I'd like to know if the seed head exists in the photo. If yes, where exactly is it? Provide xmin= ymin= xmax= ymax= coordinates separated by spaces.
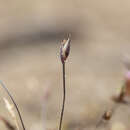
xmin=102 ymin=110 xmax=112 ymax=121
xmin=60 ymin=36 xmax=70 ymax=64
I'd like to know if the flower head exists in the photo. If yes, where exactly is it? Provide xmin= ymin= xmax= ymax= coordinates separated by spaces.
xmin=60 ymin=37 xmax=70 ymax=64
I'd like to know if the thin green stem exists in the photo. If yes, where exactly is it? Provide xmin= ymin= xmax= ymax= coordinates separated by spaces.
xmin=59 ymin=63 xmax=66 ymax=130
xmin=0 ymin=81 xmax=26 ymax=130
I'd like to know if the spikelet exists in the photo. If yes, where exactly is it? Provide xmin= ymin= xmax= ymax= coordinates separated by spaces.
xmin=3 ymin=98 xmax=19 ymax=130
xmin=60 ymin=36 xmax=70 ymax=64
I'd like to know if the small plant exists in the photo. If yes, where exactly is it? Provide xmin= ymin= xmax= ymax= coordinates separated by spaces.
xmin=1 ymin=38 xmax=130 ymax=130
xmin=0 ymin=81 xmax=25 ymax=130
xmin=59 ymin=35 xmax=70 ymax=130
xmin=0 ymin=36 xmax=71 ymax=130
xmin=96 ymin=65 xmax=130 ymax=129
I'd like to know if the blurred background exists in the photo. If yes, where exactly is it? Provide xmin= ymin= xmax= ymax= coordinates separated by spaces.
xmin=0 ymin=0 xmax=130 ymax=130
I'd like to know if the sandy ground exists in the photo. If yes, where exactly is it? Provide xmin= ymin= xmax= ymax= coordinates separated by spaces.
xmin=0 ymin=0 xmax=130 ymax=130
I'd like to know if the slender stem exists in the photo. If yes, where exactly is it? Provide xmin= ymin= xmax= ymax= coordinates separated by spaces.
xmin=0 ymin=81 xmax=26 ymax=130
xmin=59 ymin=63 xmax=66 ymax=130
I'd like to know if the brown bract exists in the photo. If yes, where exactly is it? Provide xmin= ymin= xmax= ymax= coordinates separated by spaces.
xmin=60 ymin=38 xmax=70 ymax=64
xmin=102 ymin=110 xmax=112 ymax=121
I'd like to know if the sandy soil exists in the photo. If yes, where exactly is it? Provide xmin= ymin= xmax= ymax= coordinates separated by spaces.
xmin=0 ymin=1 xmax=130 ymax=130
